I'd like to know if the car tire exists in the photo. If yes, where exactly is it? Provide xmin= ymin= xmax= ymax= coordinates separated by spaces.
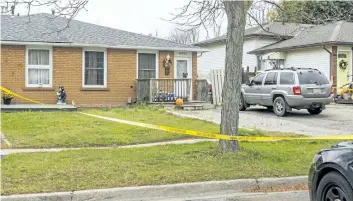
xmin=316 ymin=172 xmax=353 ymax=201
xmin=308 ymin=108 xmax=322 ymax=115
xmin=239 ymin=94 xmax=247 ymax=111
xmin=273 ymin=97 xmax=287 ymax=117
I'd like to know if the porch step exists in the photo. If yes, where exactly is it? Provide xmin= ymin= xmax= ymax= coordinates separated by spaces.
xmin=179 ymin=104 xmax=204 ymax=110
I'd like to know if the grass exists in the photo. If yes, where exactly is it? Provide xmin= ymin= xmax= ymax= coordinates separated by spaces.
xmin=1 ymin=106 xmax=304 ymax=148
xmin=84 ymin=106 xmax=304 ymax=137
xmin=1 ymin=140 xmax=342 ymax=195
xmin=1 ymin=111 xmax=194 ymax=148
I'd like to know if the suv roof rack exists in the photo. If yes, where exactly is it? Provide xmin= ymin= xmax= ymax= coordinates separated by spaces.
xmin=265 ymin=67 xmax=319 ymax=71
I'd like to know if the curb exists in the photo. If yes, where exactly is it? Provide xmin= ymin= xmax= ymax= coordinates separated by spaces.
xmin=1 ymin=176 xmax=308 ymax=201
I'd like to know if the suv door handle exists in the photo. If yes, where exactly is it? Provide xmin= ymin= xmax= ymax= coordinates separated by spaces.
xmin=256 ymin=87 xmax=261 ymax=90
xmin=272 ymin=87 xmax=277 ymax=89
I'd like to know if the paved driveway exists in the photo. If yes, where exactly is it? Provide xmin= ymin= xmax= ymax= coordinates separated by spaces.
xmin=172 ymin=105 xmax=353 ymax=136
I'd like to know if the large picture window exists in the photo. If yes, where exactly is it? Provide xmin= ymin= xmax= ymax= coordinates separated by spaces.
xmin=83 ymin=50 xmax=107 ymax=87
xmin=26 ymin=48 xmax=52 ymax=87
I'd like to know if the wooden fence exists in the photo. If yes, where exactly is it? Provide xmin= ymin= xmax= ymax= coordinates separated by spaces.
xmin=209 ymin=67 xmax=257 ymax=105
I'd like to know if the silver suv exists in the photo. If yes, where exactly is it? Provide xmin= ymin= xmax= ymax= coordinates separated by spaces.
xmin=240 ymin=68 xmax=333 ymax=117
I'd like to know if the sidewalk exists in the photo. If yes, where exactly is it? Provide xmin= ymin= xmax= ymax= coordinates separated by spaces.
xmin=1 ymin=139 xmax=216 ymax=156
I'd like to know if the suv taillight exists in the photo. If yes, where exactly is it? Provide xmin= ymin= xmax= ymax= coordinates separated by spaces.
xmin=293 ymin=86 xmax=301 ymax=95
xmin=330 ymin=86 xmax=334 ymax=94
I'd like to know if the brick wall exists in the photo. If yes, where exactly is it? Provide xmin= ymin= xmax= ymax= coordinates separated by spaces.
xmin=1 ymin=45 xmax=137 ymax=107
xmin=1 ymin=45 xmax=197 ymax=106
xmin=159 ymin=51 xmax=174 ymax=78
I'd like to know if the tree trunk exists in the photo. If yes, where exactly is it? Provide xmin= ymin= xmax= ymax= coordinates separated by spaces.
xmin=219 ymin=1 xmax=251 ymax=153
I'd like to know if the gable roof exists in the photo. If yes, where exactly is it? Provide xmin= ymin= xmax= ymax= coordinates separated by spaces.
xmin=249 ymin=21 xmax=353 ymax=54
xmin=1 ymin=13 xmax=205 ymax=52
xmin=194 ymin=22 xmax=313 ymax=46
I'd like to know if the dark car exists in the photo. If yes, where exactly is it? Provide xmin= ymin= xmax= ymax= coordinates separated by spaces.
xmin=309 ymin=141 xmax=353 ymax=201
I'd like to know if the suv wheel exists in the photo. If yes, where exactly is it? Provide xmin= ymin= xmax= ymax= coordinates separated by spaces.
xmin=273 ymin=97 xmax=287 ymax=117
xmin=308 ymin=108 xmax=322 ymax=115
xmin=316 ymin=172 xmax=353 ymax=201
xmin=239 ymin=94 xmax=247 ymax=111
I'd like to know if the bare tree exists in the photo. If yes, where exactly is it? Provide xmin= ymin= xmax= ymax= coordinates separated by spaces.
xmin=1 ymin=0 xmax=89 ymax=29
xmin=168 ymin=27 xmax=199 ymax=44
xmin=148 ymin=29 xmax=160 ymax=38
xmin=212 ymin=22 xmax=223 ymax=37
xmin=169 ymin=0 xmax=252 ymax=152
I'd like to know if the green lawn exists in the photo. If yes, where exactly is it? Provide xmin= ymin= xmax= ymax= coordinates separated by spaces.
xmin=1 ymin=140 xmax=341 ymax=195
xmin=1 ymin=106 xmax=303 ymax=148
xmin=84 ymin=106 xmax=304 ymax=137
xmin=1 ymin=111 xmax=195 ymax=148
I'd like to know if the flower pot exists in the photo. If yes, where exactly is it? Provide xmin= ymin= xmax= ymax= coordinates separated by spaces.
xmin=3 ymin=98 xmax=12 ymax=105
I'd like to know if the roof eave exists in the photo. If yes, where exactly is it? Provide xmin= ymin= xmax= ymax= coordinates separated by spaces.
xmin=248 ymin=41 xmax=353 ymax=54
xmin=1 ymin=41 xmax=209 ymax=52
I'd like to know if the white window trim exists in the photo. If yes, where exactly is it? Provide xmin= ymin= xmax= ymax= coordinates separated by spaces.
xmin=136 ymin=49 xmax=159 ymax=79
xmin=25 ymin=46 xmax=53 ymax=87
xmin=82 ymin=47 xmax=108 ymax=88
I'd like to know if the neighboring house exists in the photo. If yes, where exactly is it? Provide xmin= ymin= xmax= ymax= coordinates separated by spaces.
xmin=1 ymin=13 xmax=206 ymax=107
xmin=249 ymin=21 xmax=353 ymax=91
xmin=195 ymin=22 xmax=313 ymax=78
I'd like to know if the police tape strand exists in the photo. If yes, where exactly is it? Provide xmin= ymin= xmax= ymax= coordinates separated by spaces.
xmin=2 ymin=86 xmax=353 ymax=141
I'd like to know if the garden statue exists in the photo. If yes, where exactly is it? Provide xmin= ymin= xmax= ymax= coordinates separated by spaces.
xmin=57 ymin=86 xmax=67 ymax=104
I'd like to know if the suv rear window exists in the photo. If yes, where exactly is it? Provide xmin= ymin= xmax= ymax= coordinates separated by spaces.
xmin=297 ymin=71 xmax=329 ymax=85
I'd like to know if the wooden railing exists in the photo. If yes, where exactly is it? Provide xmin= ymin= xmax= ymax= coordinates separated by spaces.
xmin=136 ymin=78 xmax=192 ymax=103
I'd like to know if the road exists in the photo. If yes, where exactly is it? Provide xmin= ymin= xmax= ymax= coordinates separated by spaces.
xmin=172 ymin=104 xmax=353 ymax=136
xmin=148 ymin=191 xmax=309 ymax=201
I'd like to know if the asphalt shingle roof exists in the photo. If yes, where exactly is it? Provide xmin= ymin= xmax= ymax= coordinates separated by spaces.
xmin=249 ymin=21 xmax=353 ymax=54
xmin=194 ymin=22 xmax=313 ymax=46
xmin=1 ymin=13 xmax=203 ymax=51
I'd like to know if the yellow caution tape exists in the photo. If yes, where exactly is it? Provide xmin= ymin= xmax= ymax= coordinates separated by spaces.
xmin=2 ymin=86 xmax=353 ymax=141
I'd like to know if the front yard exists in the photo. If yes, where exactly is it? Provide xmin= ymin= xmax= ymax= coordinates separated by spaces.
xmin=1 ymin=106 xmax=302 ymax=148
xmin=1 ymin=140 xmax=341 ymax=195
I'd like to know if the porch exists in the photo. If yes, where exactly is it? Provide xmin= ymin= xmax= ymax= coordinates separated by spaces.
xmin=136 ymin=78 xmax=193 ymax=103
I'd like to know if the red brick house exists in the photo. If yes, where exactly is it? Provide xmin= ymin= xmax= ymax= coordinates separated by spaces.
xmin=1 ymin=13 xmax=206 ymax=107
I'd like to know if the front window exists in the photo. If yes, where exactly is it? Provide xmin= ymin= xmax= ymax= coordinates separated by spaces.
xmin=26 ymin=48 xmax=52 ymax=87
xmin=83 ymin=50 xmax=107 ymax=87
xmin=138 ymin=53 xmax=156 ymax=79
xmin=252 ymin=73 xmax=265 ymax=85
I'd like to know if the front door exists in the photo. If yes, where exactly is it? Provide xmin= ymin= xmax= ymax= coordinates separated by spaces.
xmin=175 ymin=59 xmax=191 ymax=99
xmin=337 ymin=51 xmax=352 ymax=89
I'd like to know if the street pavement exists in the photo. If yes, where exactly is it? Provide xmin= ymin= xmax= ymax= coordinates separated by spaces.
xmin=152 ymin=191 xmax=309 ymax=201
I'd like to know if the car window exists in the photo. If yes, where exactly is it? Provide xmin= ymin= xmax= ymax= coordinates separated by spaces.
xmin=297 ymin=71 xmax=329 ymax=85
xmin=252 ymin=73 xmax=265 ymax=85
xmin=264 ymin=72 xmax=278 ymax=85
xmin=280 ymin=72 xmax=295 ymax=85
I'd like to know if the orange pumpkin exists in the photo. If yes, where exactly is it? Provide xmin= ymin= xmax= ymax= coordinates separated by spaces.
xmin=175 ymin=98 xmax=184 ymax=106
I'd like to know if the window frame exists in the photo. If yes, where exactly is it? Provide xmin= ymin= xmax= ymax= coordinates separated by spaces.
xmin=82 ymin=48 xmax=108 ymax=88
xmin=136 ymin=49 xmax=159 ymax=79
xmin=25 ymin=46 xmax=53 ymax=88
xmin=264 ymin=72 xmax=278 ymax=85
xmin=251 ymin=73 xmax=266 ymax=85
xmin=279 ymin=72 xmax=295 ymax=85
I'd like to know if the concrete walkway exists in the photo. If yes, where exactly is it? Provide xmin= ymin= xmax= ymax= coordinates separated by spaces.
xmin=1 ymin=139 xmax=216 ymax=156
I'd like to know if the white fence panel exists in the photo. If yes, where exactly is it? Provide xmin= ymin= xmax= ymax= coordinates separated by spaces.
xmin=210 ymin=69 xmax=224 ymax=105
